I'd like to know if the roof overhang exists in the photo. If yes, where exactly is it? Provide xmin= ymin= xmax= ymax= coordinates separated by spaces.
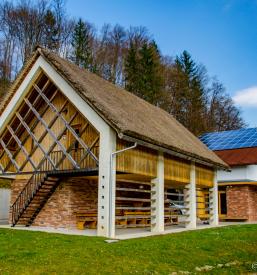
xmin=120 ymin=133 xmax=230 ymax=170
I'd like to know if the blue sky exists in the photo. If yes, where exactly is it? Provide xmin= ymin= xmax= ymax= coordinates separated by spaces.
xmin=66 ymin=0 xmax=257 ymax=127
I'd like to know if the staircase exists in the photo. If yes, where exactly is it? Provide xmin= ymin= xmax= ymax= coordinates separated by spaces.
xmin=11 ymin=147 xmax=99 ymax=227
xmin=11 ymin=172 xmax=60 ymax=227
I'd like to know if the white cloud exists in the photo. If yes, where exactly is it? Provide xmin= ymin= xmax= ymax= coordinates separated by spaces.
xmin=233 ymin=86 xmax=257 ymax=107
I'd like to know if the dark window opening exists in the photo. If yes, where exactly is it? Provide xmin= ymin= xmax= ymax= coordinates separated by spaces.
xmin=220 ymin=192 xmax=227 ymax=215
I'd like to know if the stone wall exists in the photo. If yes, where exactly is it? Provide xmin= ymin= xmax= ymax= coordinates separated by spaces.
xmin=226 ymin=185 xmax=257 ymax=221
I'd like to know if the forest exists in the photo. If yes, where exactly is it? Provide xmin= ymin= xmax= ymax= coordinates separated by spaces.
xmin=0 ymin=0 xmax=246 ymax=136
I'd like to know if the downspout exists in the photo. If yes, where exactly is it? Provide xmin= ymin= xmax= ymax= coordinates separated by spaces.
xmin=109 ymin=142 xmax=137 ymax=238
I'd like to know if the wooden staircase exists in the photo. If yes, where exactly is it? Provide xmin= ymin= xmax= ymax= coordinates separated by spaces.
xmin=11 ymin=173 xmax=60 ymax=227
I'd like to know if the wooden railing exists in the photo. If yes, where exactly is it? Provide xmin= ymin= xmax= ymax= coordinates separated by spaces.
xmin=49 ymin=147 xmax=99 ymax=171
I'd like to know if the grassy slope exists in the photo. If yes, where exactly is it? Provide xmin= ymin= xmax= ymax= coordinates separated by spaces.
xmin=0 ymin=225 xmax=256 ymax=274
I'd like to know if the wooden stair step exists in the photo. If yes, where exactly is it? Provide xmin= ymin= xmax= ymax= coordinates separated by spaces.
xmin=42 ymin=181 xmax=56 ymax=184
xmin=46 ymin=177 xmax=59 ymax=182
xmin=39 ymin=187 xmax=54 ymax=191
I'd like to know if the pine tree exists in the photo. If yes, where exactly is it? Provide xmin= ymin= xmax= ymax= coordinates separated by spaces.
xmin=174 ymin=51 xmax=207 ymax=135
xmin=125 ymin=40 xmax=163 ymax=105
xmin=43 ymin=10 xmax=59 ymax=51
xmin=71 ymin=18 xmax=93 ymax=69
xmin=138 ymin=41 xmax=163 ymax=105
xmin=125 ymin=41 xmax=141 ymax=96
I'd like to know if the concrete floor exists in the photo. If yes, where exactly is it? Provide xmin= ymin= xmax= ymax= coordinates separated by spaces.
xmin=1 ymin=221 xmax=255 ymax=240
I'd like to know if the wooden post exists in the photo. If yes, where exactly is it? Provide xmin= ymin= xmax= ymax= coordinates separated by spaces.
xmin=209 ymin=169 xmax=219 ymax=226
xmin=185 ymin=161 xmax=197 ymax=229
xmin=151 ymin=152 xmax=164 ymax=233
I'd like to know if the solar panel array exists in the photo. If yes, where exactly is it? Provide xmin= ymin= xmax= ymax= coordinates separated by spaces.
xmin=199 ymin=128 xmax=257 ymax=151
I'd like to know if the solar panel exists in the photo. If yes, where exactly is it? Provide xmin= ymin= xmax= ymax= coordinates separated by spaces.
xmin=199 ymin=128 xmax=257 ymax=151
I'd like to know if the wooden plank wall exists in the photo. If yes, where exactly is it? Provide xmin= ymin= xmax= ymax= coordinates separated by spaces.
xmin=116 ymin=140 xmax=158 ymax=178
xmin=164 ymin=154 xmax=190 ymax=184
xmin=196 ymin=165 xmax=214 ymax=187
xmin=116 ymin=141 xmax=214 ymax=188
xmin=1 ymin=71 xmax=99 ymax=178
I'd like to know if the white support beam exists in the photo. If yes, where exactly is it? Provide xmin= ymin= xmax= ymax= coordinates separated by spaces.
xmin=209 ymin=170 xmax=219 ymax=226
xmin=151 ymin=152 xmax=164 ymax=233
xmin=185 ymin=161 xmax=197 ymax=229
xmin=97 ymin=127 xmax=116 ymax=238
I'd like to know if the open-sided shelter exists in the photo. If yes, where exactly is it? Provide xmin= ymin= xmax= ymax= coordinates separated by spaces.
xmin=0 ymin=47 xmax=227 ymax=238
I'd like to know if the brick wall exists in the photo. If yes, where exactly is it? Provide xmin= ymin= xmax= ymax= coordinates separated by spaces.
xmin=10 ymin=177 xmax=98 ymax=228
xmin=226 ymin=185 xmax=257 ymax=221
xmin=33 ymin=178 xmax=98 ymax=228
xmin=248 ymin=186 xmax=257 ymax=221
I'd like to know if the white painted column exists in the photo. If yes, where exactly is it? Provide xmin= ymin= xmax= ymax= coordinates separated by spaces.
xmin=97 ymin=128 xmax=116 ymax=237
xmin=151 ymin=152 xmax=164 ymax=233
xmin=209 ymin=169 xmax=219 ymax=226
xmin=185 ymin=161 xmax=197 ymax=229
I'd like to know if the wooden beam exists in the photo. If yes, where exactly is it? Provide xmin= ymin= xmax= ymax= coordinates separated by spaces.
xmin=54 ymin=122 xmax=90 ymax=169
xmin=24 ymin=98 xmax=79 ymax=169
xmin=33 ymin=84 xmax=98 ymax=164
xmin=3 ymin=88 xmax=58 ymax=172
xmin=0 ymin=156 xmax=5 ymax=173
xmin=78 ymin=136 xmax=99 ymax=166
xmin=7 ymin=126 xmax=37 ymax=171
xmin=35 ymin=110 xmax=79 ymax=172
xmin=0 ymin=139 xmax=20 ymax=172
xmin=16 ymin=112 xmax=56 ymax=170
xmin=18 ymin=98 xmax=69 ymax=172
xmin=0 ymin=80 xmax=53 ymax=161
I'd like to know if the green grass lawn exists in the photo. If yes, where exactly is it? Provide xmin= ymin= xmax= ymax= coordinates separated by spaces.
xmin=0 ymin=225 xmax=257 ymax=274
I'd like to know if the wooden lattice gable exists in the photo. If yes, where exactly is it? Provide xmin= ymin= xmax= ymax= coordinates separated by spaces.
xmin=0 ymin=70 xmax=100 ymax=175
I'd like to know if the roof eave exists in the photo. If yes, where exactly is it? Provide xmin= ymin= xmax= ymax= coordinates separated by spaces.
xmin=119 ymin=132 xmax=230 ymax=171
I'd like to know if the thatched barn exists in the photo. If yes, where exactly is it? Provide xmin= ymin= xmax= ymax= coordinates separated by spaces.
xmin=0 ymin=47 xmax=227 ymax=238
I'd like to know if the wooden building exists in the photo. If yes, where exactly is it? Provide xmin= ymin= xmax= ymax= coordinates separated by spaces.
xmin=200 ymin=128 xmax=257 ymax=222
xmin=0 ymin=47 xmax=227 ymax=238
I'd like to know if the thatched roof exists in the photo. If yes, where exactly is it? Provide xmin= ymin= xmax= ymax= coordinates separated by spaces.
xmin=0 ymin=47 xmax=228 ymax=169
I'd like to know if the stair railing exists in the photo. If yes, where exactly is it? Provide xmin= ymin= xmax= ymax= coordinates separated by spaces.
xmin=11 ymin=158 xmax=50 ymax=226
xmin=11 ymin=146 xmax=99 ymax=226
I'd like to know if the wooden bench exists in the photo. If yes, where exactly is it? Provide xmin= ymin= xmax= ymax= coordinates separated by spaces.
xmin=124 ymin=211 xmax=151 ymax=227
xmin=76 ymin=210 xmax=97 ymax=230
